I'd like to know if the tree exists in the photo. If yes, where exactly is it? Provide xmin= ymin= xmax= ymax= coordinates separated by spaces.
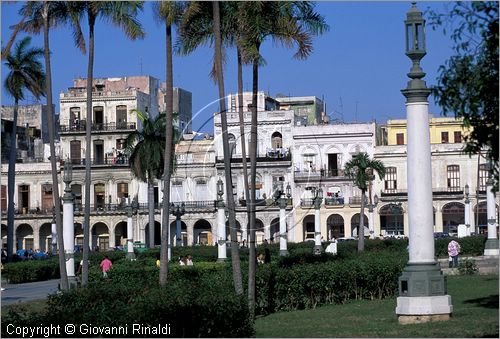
xmin=125 ymin=110 xmax=167 ymax=248
xmin=237 ymin=1 xmax=329 ymax=318
xmin=343 ymin=152 xmax=385 ymax=252
xmin=68 ymin=1 xmax=145 ymax=286
xmin=3 ymin=37 xmax=45 ymax=262
xmin=428 ymin=2 xmax=499 ymax=191
xmin=153 ymin=1 xmax=184 ymax=286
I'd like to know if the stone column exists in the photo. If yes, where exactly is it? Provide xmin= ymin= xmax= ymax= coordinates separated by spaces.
xmin=187 ymin=223 xmax=194 ymax=246
xmin=464 ymin=192 xmax=471 ymax=236
xmin=314 ymin=197 xmax=322 ymax=254
xmin=62 ymin=188 xmax=76 ymax=286
xmin=33 ymin=227 xmax=40 ymax=251
xmin=126 ymin=201 xmax=135 ymax=260
xmin=484 ymin=178 xmax=499 ymax=256
xmin=396 ymin=3 xmax=452 ymax=323
xmin=279 ymin=197 xmax=288 ymax=256
xmin=51 ymin=219 xmax=57 ymax=256
xmin=217 ymin=201 xmax=227 ymax=262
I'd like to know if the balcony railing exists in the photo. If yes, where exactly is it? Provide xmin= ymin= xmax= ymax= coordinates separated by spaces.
xmin=300 ymin=198 xmax=315 ymax=207
xmin=380 ymin=189 xmax=408 ymax=196
xmin=294 ymin=169 xmax=346 ymax=180
xmin=349 ymin=196 xmax=368 ymax=206
xmin=324 ymin=197 xmax=345 ymax=206
xmin=216 ymin=152 xmax=292 ymax=164
xmin=432 ymin=187 xmax=464 ymax=195
xmin=70 ymin=157 xmax=129 ymax=166
xmin=60 ymin=121 xmax=136 ymax=133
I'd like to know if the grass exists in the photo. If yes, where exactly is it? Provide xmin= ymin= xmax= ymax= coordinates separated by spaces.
xmin=255 ymin=275 xmax=499 ymax=338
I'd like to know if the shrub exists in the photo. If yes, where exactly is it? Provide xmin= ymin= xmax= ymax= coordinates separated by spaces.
xmin=435 ymin=236 xmax=486 ymax=257
xmin=3 ymin=258 xmax=60 ymax=283
xmin=458 ymin=258 xmax=478 ymax=275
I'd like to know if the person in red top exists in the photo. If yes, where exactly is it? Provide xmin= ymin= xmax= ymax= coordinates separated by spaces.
xmin=100 ymin=256 xmax=113 ymax=278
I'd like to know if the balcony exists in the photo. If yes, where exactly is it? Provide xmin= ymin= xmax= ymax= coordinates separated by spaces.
xmin=349 ymin=196 xmax=368 ymax=206
xmin=380 ymin=189 xmax=408 ymax=197
xmin=432 ymin=187 xmax=464 ymax=195
xmin=324 ymin=197 xmax=345 ymax=207
xmin=60 ymin=121 xmax=136 ymax=133
xmin=300 ymin=198 xmax=315 ymax=207
xmin=70 ymin=156 xmax=129 ymax=167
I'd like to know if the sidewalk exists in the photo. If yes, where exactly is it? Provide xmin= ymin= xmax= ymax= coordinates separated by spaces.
xmin=1 ymin=279 xmax=59 ymax=306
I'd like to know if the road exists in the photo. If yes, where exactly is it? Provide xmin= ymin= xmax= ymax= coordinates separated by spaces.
xmin=1 ymin=279 xmax=60 ymax=306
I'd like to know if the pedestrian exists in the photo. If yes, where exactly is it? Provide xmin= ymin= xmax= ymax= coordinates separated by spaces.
xmin=186 ymin=254 xmax=193 ymax=266
xmin=100 ymin=255 xmax=113 ymax=278
xmin=179 ymin=256 xmax=186 ymax=266
xmin=447 ymin=239 xmax=461 ymax=268
xmin=156 ymin=254 xmax=160 ymax=268
xmin=257 ymin=253 xmax=264 ymax=265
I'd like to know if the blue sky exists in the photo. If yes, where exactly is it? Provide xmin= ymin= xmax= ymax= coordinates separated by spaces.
xmin=1 ymin=1 xmax=457 ymax=133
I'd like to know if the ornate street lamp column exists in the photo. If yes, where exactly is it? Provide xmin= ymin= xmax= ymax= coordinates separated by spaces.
xmin=62 ymin=160 xmax=76 ymax=287
xmin=51 ymin=207 xmax=57 ymax=256
xmin=313 ymin=187 xmax=323 ymax=254
xmin=396 ymin=3 xmax=452 ymax=323
xmin=464 ymin=184 xmax=471 ymax=236
xmin=367 ymin=194 xmax=379 ymax=239
xmin=278 ymin=183 xmax=291 ymax=256
xmin=126 ymin=198 xmax=136 ymax=260
xmin=171 ymin=202 xmax=186 ymax=247
xmin=216 ymin=178 xmax=227 ymax=262
xmin=484 ymin=166 xmax=499 ymax=255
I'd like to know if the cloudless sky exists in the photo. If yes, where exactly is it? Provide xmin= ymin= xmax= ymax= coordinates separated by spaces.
xmin=1 ymin=1 xmax=457 ymax=133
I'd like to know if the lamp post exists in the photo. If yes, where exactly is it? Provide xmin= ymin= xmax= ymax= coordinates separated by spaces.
xmin=51 ymin=207 xmax=57 ymax=256
xmin=312 ymin=186 xmax=323 ymax=254
xmin=216 ymin=177 xmax=227 ymax=262
xmin=367 ymin=194 xmax=379 ymax=239
xmin=277 ymin=183 xmax=291 ymax=256
xmin=171 ymin=202 xmax=186 ymax=247
xmin=62 ymin=159 xmax=76 ymax=287
xmin=396 ymin=3 xmax=452 ymax=323
xmin=484 ymin=163 xmax=499 ymax=255
xmin=125 ymin=197 xmax=137 ymax=260
xmin=464 ymin=184 xmax=471 ymax=236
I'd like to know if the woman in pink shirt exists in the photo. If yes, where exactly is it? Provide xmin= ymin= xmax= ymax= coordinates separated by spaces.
xmin=100 ymin=256 xmax=113 ymax=278
xmin=447 ymin=240 xmax=461 ymax=268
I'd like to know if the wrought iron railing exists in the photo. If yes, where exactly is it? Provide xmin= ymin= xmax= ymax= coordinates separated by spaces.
xmin=60 ymin=121 xmax=136 ymax=133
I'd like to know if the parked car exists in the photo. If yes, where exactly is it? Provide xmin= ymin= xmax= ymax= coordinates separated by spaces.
xmin=434 ymin=232 xmax=450 ymax=238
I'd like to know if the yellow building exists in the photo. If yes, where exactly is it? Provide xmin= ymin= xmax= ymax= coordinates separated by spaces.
xmin=384 ymin=116 xmax=471 ymax=146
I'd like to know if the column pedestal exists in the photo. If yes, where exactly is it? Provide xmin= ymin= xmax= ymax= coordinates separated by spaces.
xmin=279 ymin=204 xmax=288 ymax=256
xmin=217 ymin=203 xmax=226 ymax=262
xmin=314 ymin=206 xmax=322 ymax=254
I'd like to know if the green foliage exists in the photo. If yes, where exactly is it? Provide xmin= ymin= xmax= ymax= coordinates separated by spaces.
xmin=343 ymin=152 xmax=386 ymax=191
xmin=458 ymin=258 xmax=479 ymax=275
xmin=428 ymin=2 xmax=499 ymax=190
xmin=3 ymin=258 xmax=60 ymax=284
xmin=434 ymin=235 xmax=486 ymax=257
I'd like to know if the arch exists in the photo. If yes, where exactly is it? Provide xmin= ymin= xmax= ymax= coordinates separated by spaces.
xmin=228 ymin=133 xmax=236 ymax=156
xmin=16 ymin=223 xmax=33 ymax=251
xmin=255 ymin=219 xmax=265 ymax=244
xmin=474 ymin=201 xmax=499 ymax=234
xmin=327 ymin=214 xmax=344 ymax=240
xmin=91 ymin=222 xmax=109 ymax=251
xmin=271 ymin=131 xmax=283 ymax=149
xmin=302 ymin=214 xmax=315 ymax=241
xmin=193 ymin=219 xmax=212 ymax=245
xmin=145 ymin=221 xmax=162 ymax=247
xmin=74 ymin=222 xmax=84 ymax=248
xmin=39 ymin=223 xmax=53 ymax=253
xmin=442 ymin=202 xmax=465 ymax=234
xmin=379 ymin=204 xmax=404 ymax=236
xmin=114 ymin=221 xmax=128 ymax=248
xmin=351 ymin=213 xmax=369 ymax=237
xmin=270 ymin=218 xmax=280 ymax=243
xmin=169 ymin=220 xmax=187 ymax=246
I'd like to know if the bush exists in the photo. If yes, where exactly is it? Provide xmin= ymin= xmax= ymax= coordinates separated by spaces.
xmin=458 ymin=258 xmax=478 ymax=275
xmin=435 ymin=235 xmax=486 ymax=257
xmin=3 ymin=258 xmax=60 ymax=283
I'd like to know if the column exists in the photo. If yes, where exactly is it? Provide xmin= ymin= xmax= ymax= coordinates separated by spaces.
xmin=62 ymin=190 xmax=75 ymax=286
xmin=464 ymin=195 xmax=471 ymax=236
xmin=279 ymin=198 xmax=288 ymax=256
xmin=187 ymin=223 xmax=194 ymax=246
xmin=314 ymin=200 xmax=322 ymax=254
xmin=217 ymin=202 xmax=226 ymax=262
xmin=126 ymin=202 xmax=135 ymax=260
xmin=51 ymin=219 xmax=57 ymax=256
xmin=108 ymin=228 xmax=115 ymax=251
xmin=484 ymin=178 xmax=499 ymax=255
xmin=33 ymin=227 xmax=40 ymax=251
xmin=368 ymin=206 xmax=375 ymax=239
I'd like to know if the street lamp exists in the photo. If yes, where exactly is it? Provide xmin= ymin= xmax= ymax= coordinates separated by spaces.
xmin=171 ymin=202 xmax=186 ymax=247
xmin=217 ymin=177 xmax=224 ymax=202
xmin=367 ymin=194 xmax=379 ymax=238
xmin=277 ymin=182 xmax=292 ymax=256
xmin=313 ymin=186 xmax=323 ymax=254
xmin=216 ymin=177 xmax=226 ymax=262
xmin=62 ymin=159 xmax=76 ymax=287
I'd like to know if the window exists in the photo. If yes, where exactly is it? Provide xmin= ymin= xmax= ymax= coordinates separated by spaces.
xmin=94 ymin=183 xmax=105 ymax=209
xmin=116 ymin=105 xmax=127 ymax=129
xmin=93 ymin=106 xmax=104 ymax=129
xmin=41 ymin=184 xmax=53 ymax=213
xmin=447 ymin=165 xmax=460 ymax=191
xmin=1 ymin=185 xmax=6 ymax=212
xmin=117 ymin=183 xmax=129 ymax=202
xmin=70 ymin=107 xmax=81 ymax=128
xmin=479 ymin=164 xmax=488 ymax=191
xmin=228 ymin=133 xmax=236 ymax=157
xmin=70 ymin=140 xmax=81 ymax=164
xmin=271 ymin=132 xmax=283 ymax=149
xmin=18 ymin=184 xmax=30 ymax=212
xmin=441 ymin=131 xmax=449 ymax=143
xmin=454 ymin=131 xmax=462 ymax=143
xmin=230 ymin=96 xmax=236 ymax=111
xmin=384 ymin=167 xmax=397 ymax=193
xmin=396 ymin=133 xmax=404 ymax=145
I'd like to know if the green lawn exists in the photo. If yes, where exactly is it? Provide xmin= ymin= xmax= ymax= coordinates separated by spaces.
xmin=255 ymin=275 xmax=499 ymax=338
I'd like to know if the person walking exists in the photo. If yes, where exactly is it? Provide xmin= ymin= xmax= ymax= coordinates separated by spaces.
xmin=447 ymin=239 xmax=461 ymax=268
xmin=100 ymin=256 xmax=113 ymax=278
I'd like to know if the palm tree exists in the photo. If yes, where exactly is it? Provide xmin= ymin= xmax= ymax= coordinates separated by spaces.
xmin=125 ymin=110 xmax=167 ymax=247
xmin=3 ymin=37 xmax=45 ymax=262
xmin=2 ymin=0 xmax=87 ymax=291
xmin=344 ymin=152 xmax=386 ymax=252
xmin=68 ymin=1 xmax=144 ymax=286
xmin=237 ymin=1 xmax=329 ymax=318
xmin=153 ymin=0 xmax=184 ymax=286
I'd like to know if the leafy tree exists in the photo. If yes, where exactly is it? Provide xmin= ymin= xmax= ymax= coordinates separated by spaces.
xmin=344 ymin=152 xmax=385 ymax=252
xmin=3 ymin=37 xmax=45 ymax=262
xmin=237 ymin=1 xmax=329 ymax=318
xmin=67 ymin=1 xmax=145 ymax=286
xmin=152 ymin=0 xmax=184 ymax=286
xmin=428 ymin=1 xmax=499 ymax=191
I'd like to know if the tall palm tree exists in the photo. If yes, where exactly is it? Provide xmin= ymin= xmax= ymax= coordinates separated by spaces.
xmin=212 ymin=0 xmax=244 ymax=295
xmin=2 ymin=0 xmax=87 ymax=290
xmin=153 ymin=1 xmax=184 ymax=286
xmin=344 ymin=152 xmax=386 ymax=252
xmin=3 ymin=37 xmax=45 ymax=262
xmin=68 ymin=1 xmax=144 ymax=286
xmin=237 ymin=1 xmax=329 ymax=318
xmin=125 ymin=110 xmax=167 ymax=248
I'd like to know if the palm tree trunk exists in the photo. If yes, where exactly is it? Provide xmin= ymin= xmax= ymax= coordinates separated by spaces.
xmin=213 ymin=1 xmax=243 ymax=295
xmin=160 ymin=22 xmax=173 ymax=286
xmin=6 ymin=98 xmax=18 ymax=262
xmin=358 ymin=189 xmax=366 ymax=252
xmin=43 ymin=2 xmax=68 ymax=290
xmin=148 ymin=181 xmax=155 ymax=247
xmin=237 ymin=46 xmax=251 ymax=244
xmin=248 ymin=50 xmax=260 ymax=319
xmin=82 ymin=13 xmax=96 ymax=286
